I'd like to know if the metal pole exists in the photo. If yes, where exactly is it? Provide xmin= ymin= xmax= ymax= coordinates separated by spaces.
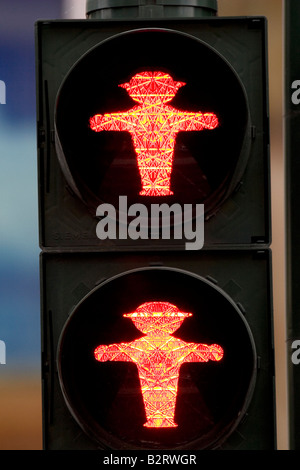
xmin=285 ymin=0 xmax=300 ymax=450
xmin=86 ymin=0 xmax=218 ymax=19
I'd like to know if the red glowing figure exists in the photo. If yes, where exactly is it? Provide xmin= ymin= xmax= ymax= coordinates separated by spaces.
xmin=94 ymin=301 xmax=223 ymax=428
xmin=89 ymin=71 xmax=219 ymax=196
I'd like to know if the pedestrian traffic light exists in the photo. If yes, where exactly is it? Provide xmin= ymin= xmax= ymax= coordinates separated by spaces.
xmin=37 ymin=16 xmax=269 ymax=249
xmin=42 ymin=250 xmax=273 ymax=450
xmin=36 ymin=9 xmax=275 ymax=451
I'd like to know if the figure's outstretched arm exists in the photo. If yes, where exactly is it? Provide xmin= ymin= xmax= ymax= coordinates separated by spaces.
xmin=90 ymin=113 xmax=130 ymax=132
xmin=182 ymin=343 xmax=224 ymax=363
xmin=175 ymin=112 xmax=219 ymax=132
xmin=94 ymin=342 xmax=136 ymax=362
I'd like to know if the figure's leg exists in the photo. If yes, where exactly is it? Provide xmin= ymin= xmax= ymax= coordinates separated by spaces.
xmin=140 ymin=377 xmax=179 ymax=428
xmin=136 ymin=149 xmax=174 ymax=197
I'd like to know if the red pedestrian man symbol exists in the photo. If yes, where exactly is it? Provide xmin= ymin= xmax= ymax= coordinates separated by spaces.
xmin=94 ymin=301 xmax=223 ymax=428
xmin=89 ymin=71 xmax=219 ymax=196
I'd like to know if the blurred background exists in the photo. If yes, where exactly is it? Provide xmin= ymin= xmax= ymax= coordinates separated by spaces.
xmin=0 ymin=0 xmax=287 ymax=449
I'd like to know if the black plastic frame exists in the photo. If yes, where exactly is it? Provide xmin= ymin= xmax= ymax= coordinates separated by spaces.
xmin=36 ymin=17 xmax=270 ymax=251
xmin=41 ymin=249 xmax=276 ymax=450
xmin=36 ymin=15 xmax=275 ymax=452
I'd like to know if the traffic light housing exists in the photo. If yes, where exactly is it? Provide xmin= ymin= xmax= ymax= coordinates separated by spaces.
xmin=42 ymin=249 xmax=274 ymax=450
xmin=36 ymin=15 xmax=275 ymax=450
xmin=37 ymin=17 xmax=270 ymax=250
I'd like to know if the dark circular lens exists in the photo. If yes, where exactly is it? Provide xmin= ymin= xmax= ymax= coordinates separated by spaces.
xmin=57 ymin=266 xmax=256 ymax=450
xmin=55 ymin=28 xmax=251 ymax=219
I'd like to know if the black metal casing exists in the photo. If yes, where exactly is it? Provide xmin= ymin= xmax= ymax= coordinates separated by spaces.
xmin=36 ymin=16 xmax=275 ymax=450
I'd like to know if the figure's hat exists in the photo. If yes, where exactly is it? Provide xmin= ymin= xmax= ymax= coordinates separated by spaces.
xmin=119 ymin=71 xmax=185 ymax=103
xmin=124 ymin=301 xmax=192 ymax=318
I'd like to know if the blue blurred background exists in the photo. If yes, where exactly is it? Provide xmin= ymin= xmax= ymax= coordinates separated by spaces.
xmin=0 ymin=1 xmax=60 ymax=373
xmin=0 ymin=0 xmax=85 ymax=449
xmin=0 ymin=0 xmax=287 ymax=450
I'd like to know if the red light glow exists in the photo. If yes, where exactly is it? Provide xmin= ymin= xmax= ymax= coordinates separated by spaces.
xmin=94 ymin=301 xmax=223 ymax=428
xmin=90 ymin=71 xmax=218 ymax=196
